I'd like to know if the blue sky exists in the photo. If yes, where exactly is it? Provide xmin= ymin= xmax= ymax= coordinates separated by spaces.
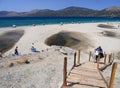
xmin=0 ymin=0 xmax=120 ymax=12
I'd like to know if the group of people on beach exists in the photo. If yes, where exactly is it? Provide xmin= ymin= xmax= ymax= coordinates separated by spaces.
xmin=13 ymin=43 xmax=39 ymax=56
xmin=0 ymin=41 xmax=39 ymax=57
xmin=1 ymin=44 xmax=104 ymax=60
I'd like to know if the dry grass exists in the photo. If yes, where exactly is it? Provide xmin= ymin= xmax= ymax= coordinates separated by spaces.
xmin=15 ymin=57 xmax=30 ymax=64
xmin=0 ymin=61 xmax=14 ymax=68
xmin=0 ymin=55 xmax=43 ymax=68
xmin=33 ymin=56 xmax=41 ymax=60
xmin=115 ymin=51 xmax=120 ymax=60
xmin=8 ymin=63 xmax=14 ymax=67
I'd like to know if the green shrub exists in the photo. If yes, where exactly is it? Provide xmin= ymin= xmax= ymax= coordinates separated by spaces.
xmin=45 ymin=32 xmax=79 ymax=47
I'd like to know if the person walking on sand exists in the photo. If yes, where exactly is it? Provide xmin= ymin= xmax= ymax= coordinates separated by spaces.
xmin=14 ymin=46 xmax=19 ymax=55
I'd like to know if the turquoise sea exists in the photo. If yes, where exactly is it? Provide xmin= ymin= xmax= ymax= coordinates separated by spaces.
xmin=0 ymin=17 xmax=120 ymax=28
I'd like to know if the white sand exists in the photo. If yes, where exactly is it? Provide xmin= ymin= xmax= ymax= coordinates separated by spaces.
xmin=0 ymin=22 xmax=120 ymax=88
xmin=1 ymin=23 xmax=119 ymax=55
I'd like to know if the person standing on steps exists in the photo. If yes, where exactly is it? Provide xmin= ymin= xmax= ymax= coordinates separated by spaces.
xmin=93 ymin=46 xmax=104 ymax=62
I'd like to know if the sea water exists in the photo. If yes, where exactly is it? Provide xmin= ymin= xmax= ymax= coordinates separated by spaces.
xmin=0 ymin=17 xmax=120 ymax=28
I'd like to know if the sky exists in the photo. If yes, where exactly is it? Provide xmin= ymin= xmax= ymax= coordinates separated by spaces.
xmin=0 ymin=0 xmax=120 ymax=12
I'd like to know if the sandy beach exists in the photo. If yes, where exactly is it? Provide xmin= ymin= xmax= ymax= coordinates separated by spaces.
xmin=0 ymin=22 xmax=120 ymax=88
xmin=1 ymin=22 xmax=120 ymax=55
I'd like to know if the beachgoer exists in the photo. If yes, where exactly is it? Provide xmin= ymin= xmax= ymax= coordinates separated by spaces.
xmin=95 ymin=49 xmax=99 ymax=58
xmin=93 ymin=48 xmax=99 ymax=62
xmin=97 ymin=46 xmax=104 ymax=58
xmin=94 ymin=46 xmax=104 ymax=62
xmin=96 ymin=46 xmax=104 ymax=57
xmin=14 ymin=46 xmax=19 ymax=55
xmin=31 ymin=43 xmax=36 ymax=52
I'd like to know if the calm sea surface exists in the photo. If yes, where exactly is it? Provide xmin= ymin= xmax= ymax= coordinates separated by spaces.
xmin=0 ymin=17 xmax=120 ymax=28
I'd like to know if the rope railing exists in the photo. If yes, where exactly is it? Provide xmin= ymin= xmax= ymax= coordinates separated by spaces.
xmin=109 ymin=62 xmax=118 ymax=88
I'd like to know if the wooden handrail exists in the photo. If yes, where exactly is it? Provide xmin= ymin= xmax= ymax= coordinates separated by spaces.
xmin=109 ymin=62 xmax=118 ymax=88
xmin=108 ymin=54 xmax=112 ymax=63
xmin=77 ymin=50 xmax=80 ymax=65
xmin=63 ymin=57 xmax=67 ymax=87
xmin=89 ymin=51 xmax=92 ymax=61
xmin=97 ymin=55 xmax=100 ymax=69
xmin=62 ymin=50 xmax=116 ymax=88
xmin=104 ymin=54 xmax=107 ymax=65
xmin=74 ymin=52 xmax=76 ymax=67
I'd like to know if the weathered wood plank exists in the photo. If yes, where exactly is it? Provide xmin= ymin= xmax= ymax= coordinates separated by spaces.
xmin=65 ymin=62 xmax=108 ymax=88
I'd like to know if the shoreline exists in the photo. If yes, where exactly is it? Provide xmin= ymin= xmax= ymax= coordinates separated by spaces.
xmin=0 ymin=21 xmax=120 ymax=29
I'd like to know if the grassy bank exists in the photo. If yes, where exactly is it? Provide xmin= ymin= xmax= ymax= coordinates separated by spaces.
xmin=45 ymin=32 xmax=80 ymax=47
xmin=0 ymin=30 xmax=24 ymax=53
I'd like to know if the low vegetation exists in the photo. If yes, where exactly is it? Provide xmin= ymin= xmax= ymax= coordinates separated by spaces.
xmin=0 ymin=55 xmax=41 ymax=68
xmin=45 ymin=32 xmax=80 ymax=47
xmin=0 ymin=30 xmax=24 ymax=53
xmin=115 ymin=51 xmax=120 ymax=60
xmin=101 ymin=31 xmax=117 ymax=37
xmin=98 ymin=24 xmax=115 ymax=29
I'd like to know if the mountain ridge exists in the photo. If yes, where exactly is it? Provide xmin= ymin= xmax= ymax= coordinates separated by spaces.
xmin=0 ymin=6 xmax=120 ymax=17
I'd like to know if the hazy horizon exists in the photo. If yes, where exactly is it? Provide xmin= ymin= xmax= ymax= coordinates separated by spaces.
xmin=0 ymin=0 xmax=120 ymax=12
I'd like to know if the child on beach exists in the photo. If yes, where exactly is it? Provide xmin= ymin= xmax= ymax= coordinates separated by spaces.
xmin=14 ymin=46 xmax=19 ymax=55
xmin=31 ymin=43 xmax=37 ymax=52
xmin=31 ymin=43 xmax=40 ymax=52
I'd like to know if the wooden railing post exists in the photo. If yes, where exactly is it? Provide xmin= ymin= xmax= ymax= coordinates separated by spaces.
xmin=63 ymin=57 xmax=67 ymax=87
xmin=77 ymin=50 xmax=80 ymax=65
xmin=109 ymin=54 xmax=112 ymax=63
xmin=109 ymin=62 xmax=117 ymax=88
xmin=112 ymin=53 xmax=115 ymax=60
xmin=74 ymin=52 xmax=76 ymax=67
xmin=97 ymin=55 xmax=100 ymax=69
xmin=104 ymin=54 xmax=107 ymax=65
xmin=89 ymin=51 xmax=92 ymax=61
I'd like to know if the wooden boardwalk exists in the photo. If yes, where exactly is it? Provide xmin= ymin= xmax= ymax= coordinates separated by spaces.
xmin=66 ymin=62 xmax=108 ymax=88
xmin=61 ymin=51 xmax=117 ymax=88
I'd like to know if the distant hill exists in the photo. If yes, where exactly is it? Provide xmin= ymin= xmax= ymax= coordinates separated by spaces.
xmin=0 ymin=6 xmax=120 ymax=17
xmin=104 ymin=6 xmax=120 ymax=12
